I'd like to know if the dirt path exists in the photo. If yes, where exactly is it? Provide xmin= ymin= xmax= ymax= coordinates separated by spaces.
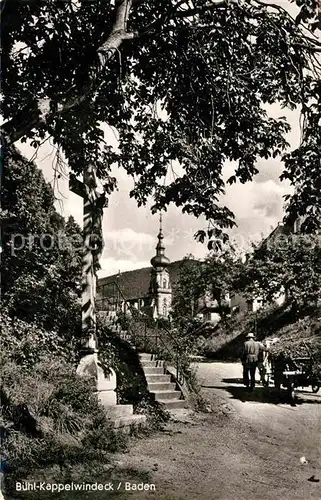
xmin=108 ymin=361 xmax=321 ymax=500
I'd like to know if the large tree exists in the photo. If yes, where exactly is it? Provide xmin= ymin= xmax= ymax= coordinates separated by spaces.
xmin=235 ymin=232 xmax=321 ymax=313
xmin=203 ymin=252 xmax=239 ymax=318
xmin=2 ymin=0 xmax=321 ymax=242
xmin=172 ymin=257 xmax=207 ymax=317
xmin=173 ymin=252 xmax=241 ymax=319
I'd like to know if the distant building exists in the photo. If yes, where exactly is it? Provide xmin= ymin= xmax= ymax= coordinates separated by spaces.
xmin=148 ymin=215 xmax=173 ymax=318
xmin=196 ymin=306 xmax=221 ymax=324
xmin=229 ymin=293 xmax=265 ymax=314
xmin=195 ymin=290 xmax=227 ymax=324
xmin=97 ymin=220 xmax=223 ymax=322
xmin=97 ymin=217 xmax=179 ymax=319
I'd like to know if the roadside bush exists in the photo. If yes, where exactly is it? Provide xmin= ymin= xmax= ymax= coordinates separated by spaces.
xmin=0 ymin=357 xmax=127 ymax=490
xmin=1 ymin=311 xmax=78 ymax=368
xmin=82 ymin=411 xmax=127 ymax=453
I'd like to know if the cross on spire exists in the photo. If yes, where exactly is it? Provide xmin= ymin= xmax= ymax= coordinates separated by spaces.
xmin=157 ymin=211 xmax=164 ymax=240
xmin=151 ymin=211 xmax=170 ymax=269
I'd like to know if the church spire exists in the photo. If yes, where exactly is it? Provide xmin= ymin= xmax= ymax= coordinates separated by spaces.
xmin=151 ymin=212 xmax=170 ymax=268
xmin=159 ymin=212 xmax=163 ymax=235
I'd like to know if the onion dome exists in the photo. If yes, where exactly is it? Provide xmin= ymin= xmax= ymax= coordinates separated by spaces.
xmin=150 ymin=214 xmax=170 ymax=268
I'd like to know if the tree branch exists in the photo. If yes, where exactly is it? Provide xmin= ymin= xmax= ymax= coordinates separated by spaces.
xmin=175 ymin=0 xmax=236 ymax=18
xmin=3 ymin=0 xmax=135 ymax=146
xmin=139 ymin=0 xmax=233 ymax=36
xmin=3 ymin=0 xmax=321 ymax=148
xmin=252 ymin=0 xmax=321 ymax=47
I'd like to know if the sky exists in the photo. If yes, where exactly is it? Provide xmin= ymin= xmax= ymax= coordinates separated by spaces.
xmin=17 ymin=1 xmax=302 ymax=278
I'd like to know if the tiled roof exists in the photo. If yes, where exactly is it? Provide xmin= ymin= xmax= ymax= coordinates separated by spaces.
xmin=97 ymin=260 xmax=184 ymax=300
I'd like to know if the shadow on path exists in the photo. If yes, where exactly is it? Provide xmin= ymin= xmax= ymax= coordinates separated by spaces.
xmin=222 ymin=377 xmax=245 ymax=384
xmin=202 ymin=383 xmax=321 ymax=406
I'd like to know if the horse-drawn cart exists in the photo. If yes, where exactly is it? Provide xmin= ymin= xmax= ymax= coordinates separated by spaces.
xmin=272 ymin=355 xmax=320 ymax=402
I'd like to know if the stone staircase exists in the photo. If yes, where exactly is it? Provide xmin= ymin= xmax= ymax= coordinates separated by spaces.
xmin=139 ymin=353 xmax=186 ymax=410
xmin=98 ymin=315 xmax=187 ymax=411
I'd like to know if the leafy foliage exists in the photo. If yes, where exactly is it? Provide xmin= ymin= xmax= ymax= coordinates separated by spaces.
xmin=1 ymin=148 xmax=82 ymax=340
xmin=235 ymin=232 xmax=321 ymax=313
xmin=2 ymin=0 xmax=321 ymax=240
xmin=172 ymin=257 xmax=207 ymax=318
xmin=172 ymin=253 xmax=239 ymax=319
xmin=0 ymin=311 xmax=76 ymax=368
xmin=202 ymin=252 xmax=240 ymax=318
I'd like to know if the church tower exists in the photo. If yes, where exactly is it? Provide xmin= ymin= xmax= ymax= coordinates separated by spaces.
xmin=149 ymin=214 xmax=172 ymax=318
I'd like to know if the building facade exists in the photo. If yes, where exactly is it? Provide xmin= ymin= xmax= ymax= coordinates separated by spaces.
xmin=148 ymin=217 xmax=172 ymax=318
xmin=97 ymin=218 xmax=174 ymax=319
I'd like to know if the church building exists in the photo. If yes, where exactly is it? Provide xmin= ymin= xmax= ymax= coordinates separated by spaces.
xmin=96 ymin=217 xmax=179 ymax=319
xmin=148 ymin=215 xmax=172 ymax=318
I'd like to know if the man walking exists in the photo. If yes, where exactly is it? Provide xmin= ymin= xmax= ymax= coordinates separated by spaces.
xmin=241 ymin=332 xmax=266 ymax=390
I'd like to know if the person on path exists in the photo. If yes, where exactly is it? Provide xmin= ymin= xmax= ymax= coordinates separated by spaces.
xmin=241 ymin=332 xmax=267 ymax=390
xmin=258 ymin=340 xmax=269 ymax=387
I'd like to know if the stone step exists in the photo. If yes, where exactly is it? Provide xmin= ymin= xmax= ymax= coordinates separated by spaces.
xmin=140 ymin=359 xmax=165 ymax=367
xmin=112 ymin=414 xmax=147 ymax=430
xmin=148 ymin=382 xmax=176 ymax=392
xmin=139 ymin=354 xmax=186 ymax=411
xmin=140 ymin=360 xmax=164 ymax=368
xmin=153 ymin=390 xmax=181 ymax=401
xmin=143 ymin=367 xmax=165 ymax=375
xmin=139 ymin=353 xmax=154 ymax=361
xmin=145 ymin=374 xmax=171 ymax=383
xmin=104 ymin=404 xmax=133 ymax=418
xmin=157 ymin=399 xmax=187 ymax=409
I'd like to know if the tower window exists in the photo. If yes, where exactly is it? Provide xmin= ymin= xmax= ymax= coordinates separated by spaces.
xmin=163 ymin=279 xmax=167 ymax=288
xmin=163 ymin=298 xmax=167 ymax=316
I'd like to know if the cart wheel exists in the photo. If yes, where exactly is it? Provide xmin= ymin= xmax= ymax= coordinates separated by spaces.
xmin=287 ymin=382 xmax=295 ymax=402
xmin=274 ymin=374 xmax=281 ymax=390
xmin=312 ymin=384 xmax=320 ymax=394
xmin=290 ymin=386 xmax=295 ymax=401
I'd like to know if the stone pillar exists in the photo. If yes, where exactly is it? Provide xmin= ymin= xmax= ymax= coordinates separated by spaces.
xmin=76 ymin=334 xmax=117 ymax=409
xmin=96 ymin=364 xmax=117 ymax=407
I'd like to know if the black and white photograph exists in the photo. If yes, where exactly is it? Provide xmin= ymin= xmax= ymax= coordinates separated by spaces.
xmin=1 ymin=0 xmax=321 ymax=498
